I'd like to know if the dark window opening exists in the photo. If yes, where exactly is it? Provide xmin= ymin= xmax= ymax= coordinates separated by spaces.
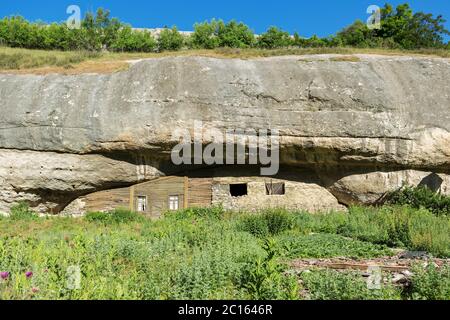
xmin=230 ymin=183 xmax=248 ymax=197
xmin=266 ymin=182 xmax=285 ymax=195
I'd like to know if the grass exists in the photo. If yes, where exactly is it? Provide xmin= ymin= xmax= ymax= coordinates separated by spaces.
xmin=0 ymin=46 xmax=449 ymax=74
xmin=277 ymin=233 xmax=393 ymax=259
xmin=0 ymin=46 xmax=127 ymax=74
xmin=0 ymin=205 xmax=448 ymax=300
xmin=295 ymin=206 xmax=450 ymax=258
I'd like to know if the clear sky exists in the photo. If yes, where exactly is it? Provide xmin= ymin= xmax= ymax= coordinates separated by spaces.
xmin=1 ymin=0 xmax=449 ymax=40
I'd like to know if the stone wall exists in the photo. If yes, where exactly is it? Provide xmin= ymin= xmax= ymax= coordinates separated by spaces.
xmin=211 ymin=176 xmax=345 ymax=212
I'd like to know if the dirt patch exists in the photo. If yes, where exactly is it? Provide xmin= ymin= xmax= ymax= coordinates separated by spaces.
xmin=0 ymin=60 xmax=129 ymax=75
xmin=289 ymin=252 xmax=449 ymax=273
xmin=329 ymin=55 xmax=361 ymax=62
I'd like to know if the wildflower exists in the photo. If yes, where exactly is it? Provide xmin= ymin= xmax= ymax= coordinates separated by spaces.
xmin=25 ymin=271 xmax=33 ymax=279
xmin=31 ymin=287 xmax=39 ymax=294
xmin=0 ymin=272 xmax=10 ymax=280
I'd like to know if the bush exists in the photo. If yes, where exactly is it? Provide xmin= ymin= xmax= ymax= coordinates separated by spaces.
xmin=238 ymin=209 xmax=295 ymax=238
xmin=409 ymin=263 xmax=450 ymax=300
xmin=257 ymin=27 xmax=292 ymax=49
xmin=191 ymin=20 xmax=220 ymax=49
xmin=386 ymin=186 xmax=450 ymax=216
xmin=1 ymin=3 xmax=449 ymax=53
xmin=111 ymin=26 xmax=157 ymax=52
xmin=9 ymin=202 xmax=37 ymax=220
xmin=300 ymin=269 xmax=402 ymax=300
xmin=85 ymin=208 xmax=144 ymax=224
xmin=240 ymin=239 xmax=299 ymax=300
xmin=165 ymin=206 xmax=225 ymax=220
xmin=217 ymin=20 xmax=255 ymax=48
xmin=158 ymin=26 xmax=184 ymax=51
xmin=278 ymin=233 xmax=393 ymax=259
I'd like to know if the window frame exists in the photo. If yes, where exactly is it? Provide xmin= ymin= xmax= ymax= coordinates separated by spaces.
xmin=136 ymin=195 xmax=148 ymax=212
xmin=266 ymin=182 xmax=286 ymax=196
xmin=168 ymin=195 xmax=180 ymax=211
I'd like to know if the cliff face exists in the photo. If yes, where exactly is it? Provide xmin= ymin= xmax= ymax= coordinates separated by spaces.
xmin=1 ymin=54 xmax=449 ymax=213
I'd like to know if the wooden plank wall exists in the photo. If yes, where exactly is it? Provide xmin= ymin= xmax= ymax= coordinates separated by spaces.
xmin=188 ymin=178 xmax=213 ymax=208
xmin=134 ymin=176 xmax=185 ymax=217
xmin=81 ymin=177 xmax=213 ymax=217
xmin=82 ymin=187 xmax=130 ymax=212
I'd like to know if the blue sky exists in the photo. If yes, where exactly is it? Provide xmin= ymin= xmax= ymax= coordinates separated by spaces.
xmin=1 ymin=0 xmax=449 ymax=40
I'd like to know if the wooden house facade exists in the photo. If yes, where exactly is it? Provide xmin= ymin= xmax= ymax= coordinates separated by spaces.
xmin=62 ymin=168 xmax=346 ymax=216
xmin=130 ymin=177 xmax=213 ymax=217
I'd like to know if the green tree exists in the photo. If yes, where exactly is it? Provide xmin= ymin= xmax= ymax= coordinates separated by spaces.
xmin=111 ymin=26 xmax=156 ymax=52
xmin=376 ymin=3 xmax=449 ymax=49
xmin=257 ymin=26 xmax=292 ymax=49
xmin=191 ymin=20 xmax=220 ymax=49
xmin=337 ymin=20 xmax=375 ymax=47
xmin=217 ymin=20 xmax=255 ymax=48
xmin=158 ymin=26 xmax=184 ymax=51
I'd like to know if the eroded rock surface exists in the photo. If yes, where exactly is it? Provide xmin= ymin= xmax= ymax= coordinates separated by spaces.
xmin=0 ymin=54 xmax=449 ymax=213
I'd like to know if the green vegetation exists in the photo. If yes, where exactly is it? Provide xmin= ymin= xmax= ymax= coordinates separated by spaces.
xmin=0 ymin=204 xmax=448 ymax=300
xmin=409 ymin=264 xmax=450 ymax=300
xmin=386 ymin=186 xmax=450 ymax=216
xmin=2 ymin=46 xmax=450 ymax=73
xmin=300 ymin=269 xmax=402 ymax=300
xmin=9 ymin=202 xmax=38 ymax=220
xmin=238 ymin=210 xmax=295 ymax=238
xmin=0 ymin=3 xmax=448 ymax=55
xmin=299 ymin=265 xmax=448 ymax=300
xmin=0 ymin=46 xmax=101 ymax=69
xmin=84 ymin=208 xmax=145 ymax=224
xmin=278 ymin=233 xmax=393 ymax=259
xmin=296 ymin=206 xmax=449 ymax=258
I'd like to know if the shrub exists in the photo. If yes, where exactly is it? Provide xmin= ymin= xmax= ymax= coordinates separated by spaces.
xmin=111 ymin=26 xmax=157 ymax=52
xmin=278 ymin=233 xmax=393 ymax=259
xmin=257 ymin=26 xmax=292 ymax=49
xmin=239 ymin=214 xmax=270 ymax=238
xmin=386 ymin=186 xmax=450 ymax=216
xmin=300 ymin=269 xmax=402 ymax=300
xmin=238 ymin=209 xmax=295 ymax=238
xmin=240 ymin=239 xmax=299 ymax=300
xmin=191 ymin=20 xmax=220 ymax=49
xmin=158 ymin=26 xmax=184 ymax=51
xmin=409 ymin=263 xmax=450 ymax=300
xmin=9 ymin=202 xmax=37 ymax=220
xmin=217 ymin=20 xmax=255 ymax=48
xmin=165 ymin=206 xmax=225 ymax=220
xmin=85 ymin=208 xmax=144 ymax=224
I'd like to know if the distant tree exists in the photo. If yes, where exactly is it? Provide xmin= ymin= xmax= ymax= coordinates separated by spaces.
xmin=376 ymin=3 xmax=449 ymax=49
xmin=304 ymin=34 xmax=328 ymax=47
xmin=336 ymin=3 xmax=449 ymax=49
xmin=191 ymin=20 xmax=220 ymax=49
xmin=337 ymin=20 xmax=375 ymax=47
xmin=158 ymin=26 xmax=184 ymax=51
xmin=111 ymin=25 xmax=156 ymax=52
xmin=217 ymin=20 xmax=255 ymax=48
xmin=0 ymin=4 xmax=448 ymax=52
xmin=257 ymin=26 xmax=292 ymax=49
xmin=292 ymin=32 xmax=304 ymax=47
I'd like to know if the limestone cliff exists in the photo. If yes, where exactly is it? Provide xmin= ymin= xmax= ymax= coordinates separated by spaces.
xmin=1 ymin=54 xmax=449 ymax=213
